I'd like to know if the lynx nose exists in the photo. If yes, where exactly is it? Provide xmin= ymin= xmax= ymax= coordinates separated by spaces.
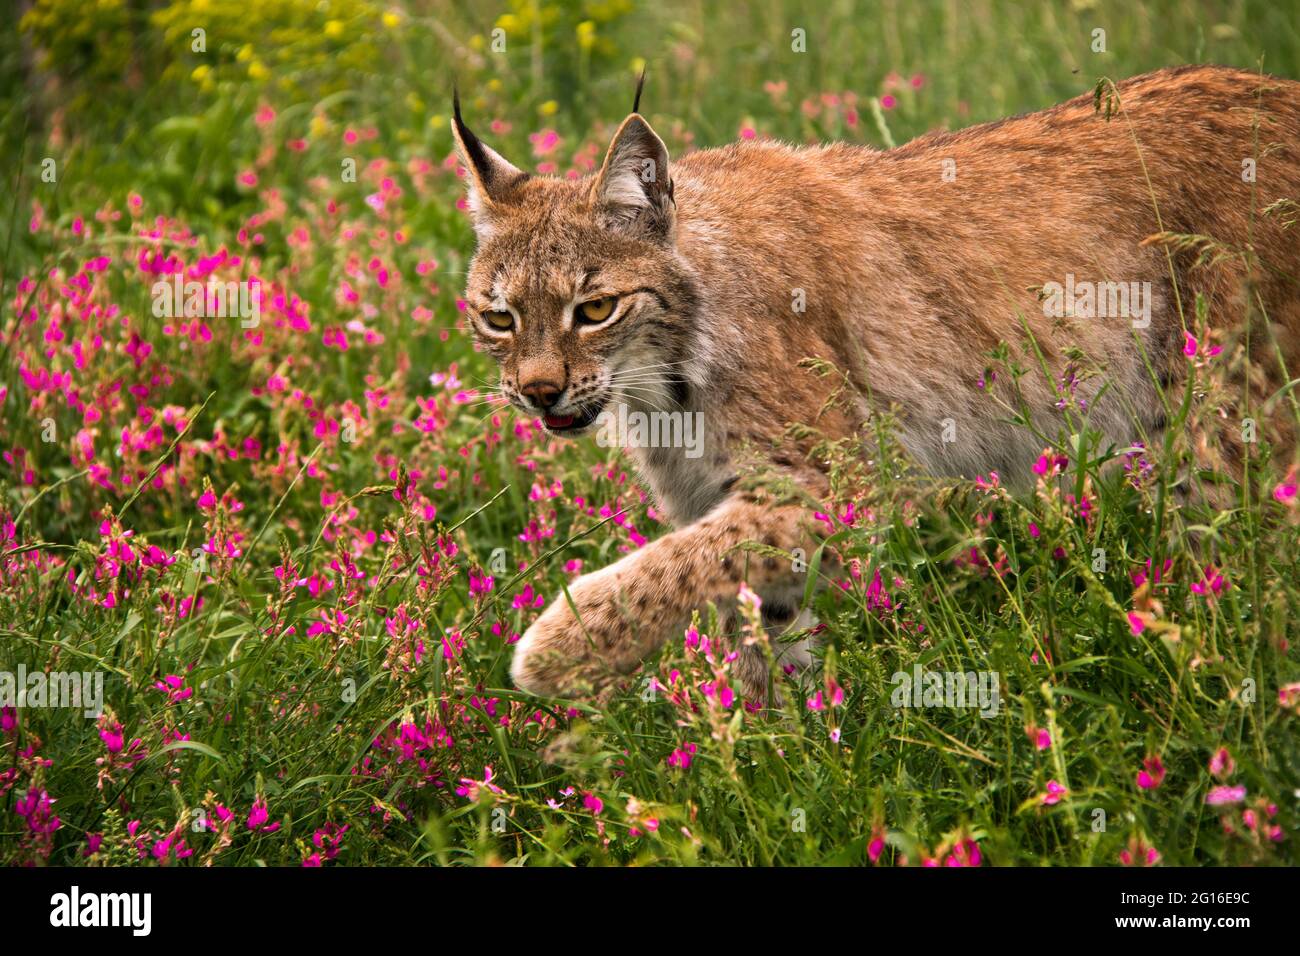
xmin=520 ymin=379 xmax=563 ymax=409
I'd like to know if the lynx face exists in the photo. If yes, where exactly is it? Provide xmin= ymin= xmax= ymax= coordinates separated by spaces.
xmin=455 ymin=99 xmax=699 ymax=437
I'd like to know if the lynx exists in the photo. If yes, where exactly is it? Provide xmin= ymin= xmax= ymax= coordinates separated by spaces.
xmin=451 ymin=66 xmax=1300 ymax=699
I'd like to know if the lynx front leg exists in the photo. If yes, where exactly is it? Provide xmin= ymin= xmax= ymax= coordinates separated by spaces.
xmin=510 ymin=495 xmax=821 ymax=697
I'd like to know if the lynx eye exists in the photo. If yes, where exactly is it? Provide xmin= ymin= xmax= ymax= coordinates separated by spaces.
xmin=576 ymin=297 xmax=617 ymax=325
xmin=482 ymin=310 xmax=514 ymax=331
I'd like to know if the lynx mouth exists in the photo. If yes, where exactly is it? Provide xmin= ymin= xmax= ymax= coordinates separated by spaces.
xmin=542 ymin=402 xmax=604 ymax=434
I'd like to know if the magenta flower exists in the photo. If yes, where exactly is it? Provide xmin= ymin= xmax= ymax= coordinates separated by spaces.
xmin=1206 ymin=785 xmax=1247 ymax=807
xmin=667 ymin=743 xmax=697 ymax=769
xmin=152 ymin=833 xmax=193 ymax=862
xmin=247 ymin=797 xmax=280 ymax=832
xmin=1032 ymin=451 xmax=1069 ymax=477
xmin=312 ymin=822 xmax=349 ymax=861
xmin=1042 ymin=780 xmax=1068 ymax=806
xmin=455 ymin=766 xmax=503 ymax=801
xmin=1273 ymin=470 xmax=1297 ymax=503
xmin=152 ymin=674 xmax=193 ymax=704
xmin=99 ymin=721 xmax=125 ymax=754
xmin=1137 ymin=756 xmax=1166 ymax=790
xmin=1190 ymin=565 xmax=1228 ymax=599
xmin=1119 ymin=838 xmax=1161 ymax=866
xmin=944 ymin=838 xmax=982 ymax=867
xmin=1208 ymin=747 xmax=1234 ymax=779
xmin=1183 ymin=330 xmax=1224 ymax=360
xmin=1027 ymin=727 xmax=1051 ymax=751
xmin=867 ymin=834 xmax=886 ymax=864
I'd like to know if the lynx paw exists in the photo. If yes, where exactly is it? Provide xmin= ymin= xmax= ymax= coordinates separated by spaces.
xmin=510 ymin=567 xmax=639 ymax=696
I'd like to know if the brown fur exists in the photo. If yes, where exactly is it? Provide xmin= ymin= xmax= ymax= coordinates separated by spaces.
xmin=452 ymin=66 xmax=1300 ymax=698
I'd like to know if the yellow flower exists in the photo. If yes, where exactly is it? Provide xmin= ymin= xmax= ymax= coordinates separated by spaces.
xmin=191 ymin=64 xmax=210 ymax=82
xmin=236 ymin=43 xmax=253 ymax=62
xmin=538 ymin=99 xmax=558 ymax=116
xmin=468 ymin=34 xmax=485 ymax=51
xmin=496 ymin=14 xmax=519 ymax=34
xmin=248 ymin=60 xmax=269 ymax=80
xmin=429 ymin=114 xmax=446 ymax=129
xmin=310 ymin=114 xmax=330 ymax=139
xmin=382 ymin=11 xmax=400 ymax=29
xmin=324 ymin=19 xmax=344 ymax=39
xmin=487 ymin=78 xmax=502 ymax=92
xmin=576 ymin=20 xmax=596 ymax=50
xmin=630 ymin=56 xmax=646 ymax=75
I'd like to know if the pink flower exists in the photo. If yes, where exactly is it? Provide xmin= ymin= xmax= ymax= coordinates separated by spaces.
xmin=944 ymin=838 xmax=982 ymax=867
xmin=1273 ymin=470 xmax=1297 ymax=503
xmin=1136 ymin=756 xmax=1165 ymax=790
xmin=1205 ymin=785 xmax=1247 ymax=807
xmin=99 ymin=723 xmax=125 ymax=754
xmin=1183 ymin=330 xmax=1223 ymax=360
xmin=667 ymin=743 xmax=697 ymax=769
xmin=1033 ymin=451 xmax=1069 ymax=477
xmin=455 ymin=766 xmax=503 ymax=801
xmin=312 ymin=822 xmax=348 ymax=861
xmin=246 ymin=797 xmax=280 ymax=832
xmin=1209 ymin=747 xmax=1234 ymax=779
xmin=582 ymin=792 xmax=604 ymax=815
xmin=1119 ymin=837 xmax=1161 ymax=866
xmin=1042 ymin=780 xmax=1068 ymax=806
xmin=1190 ymin=565 xmax=1228 ymax=599
xmin=867 ymin=834 xmax=886 ymax=863
xmin=152 ymin=674 xmax=193 ymax=704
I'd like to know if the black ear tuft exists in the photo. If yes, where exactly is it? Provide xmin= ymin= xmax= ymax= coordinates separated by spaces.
xmin=632 ymin=68 xmax=647 ymax=115
xmin=451 ymin=85 xmax=527 ymax=217
xmin=452 ymin=85 xmax=493 ymax=185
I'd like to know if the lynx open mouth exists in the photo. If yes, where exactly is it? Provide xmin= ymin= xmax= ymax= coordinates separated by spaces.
xmin=542 ymin=402 xmax=604 ymax=433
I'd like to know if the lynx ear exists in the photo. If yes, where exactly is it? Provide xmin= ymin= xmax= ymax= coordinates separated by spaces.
xmin=451 ymin=89 xmax=527 ymax=227
xmin=592 ymin=114 xmax=674 ymax=238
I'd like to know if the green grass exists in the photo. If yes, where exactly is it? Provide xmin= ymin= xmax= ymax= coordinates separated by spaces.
xmin=0 ymin=0 xmax=1297 ymax=866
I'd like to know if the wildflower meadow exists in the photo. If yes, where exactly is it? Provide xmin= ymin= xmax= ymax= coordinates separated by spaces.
xmin=1 ymin=0 xmax=1298 ymax=879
